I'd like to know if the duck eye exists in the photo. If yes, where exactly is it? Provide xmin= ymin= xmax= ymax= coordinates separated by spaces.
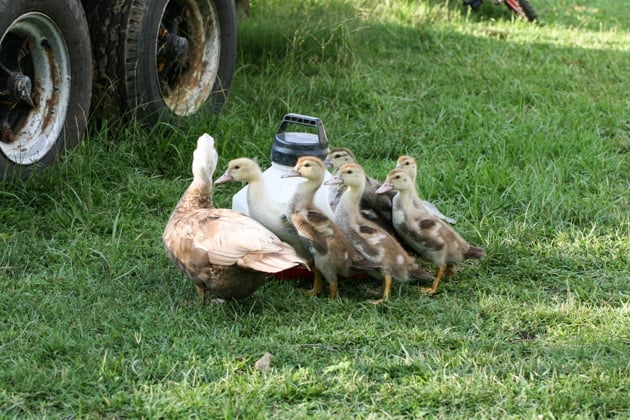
xmin=234 ymin=165 xmax=240 ymax=170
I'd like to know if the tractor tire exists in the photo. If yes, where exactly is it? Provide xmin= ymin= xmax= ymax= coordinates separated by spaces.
xmin=85 ymin=0 xmax=237 ymax=125
xmin=0 ymin=0 xmax=92 ymax=180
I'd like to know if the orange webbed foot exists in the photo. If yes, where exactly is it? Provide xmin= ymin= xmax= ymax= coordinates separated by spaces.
xmin=302 ymin=269 xmax=324 ymax=297
xmin=367 ymin=274 xmax=392 ymax=304
xmin=421 ymin=267 xmax=446 ymax=295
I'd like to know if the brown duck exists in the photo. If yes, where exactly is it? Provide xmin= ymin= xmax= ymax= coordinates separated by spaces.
xmin=377 ymin=169 xmax=485 ymax=295
xmin=325 ymin=163 xmax=433 ymax=304
xmin=162 ymin=134 xmax=308 ymax=303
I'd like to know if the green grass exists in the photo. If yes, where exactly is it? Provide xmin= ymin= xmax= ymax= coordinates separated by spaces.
xmin=2 ymin=0 xmax=629 ymax=417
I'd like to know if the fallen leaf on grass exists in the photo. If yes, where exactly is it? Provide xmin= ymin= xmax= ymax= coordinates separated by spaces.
xmin=255 ymin=352 xmax=272 ymax=373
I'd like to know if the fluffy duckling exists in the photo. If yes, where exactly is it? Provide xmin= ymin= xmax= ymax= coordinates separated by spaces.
xmin=324 ymin=147 xmax=395 ymax=228
xmin=214 ymin=157 xmax=309 ymax=259
xmin=377 ymin=169 xmax=486 ymax=295
xmin=323 ymin=147 xmax=360 ymax=211
xmin=162 ymin=134 xmax=309 ymax=303
xmin=325 ymin=147 xmax=418 ymax=255
xmin=282 ymin=156 xmax=378 ymax=299
xmin=325 ymin=163 xmax=433 ymax=304
xmin=395 ymin=155 xmax=456 ymax=224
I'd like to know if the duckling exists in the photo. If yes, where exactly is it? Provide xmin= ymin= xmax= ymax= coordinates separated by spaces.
xmin=324 ymin=147 xmax=420 ymax=255
xmin=324 ymin=147 xmax=397 ymax=234
xmin=162 ymin=134 xmax=309 ymax=303
xmin=282 ymin=156 xmax=378 ymax=299
xmin=323 ymin=147 xmax=360 ymax=211
xmin=325 ymin=163 xmax=433 ymax=304
xmin=377 ymin=169 xmax=486 ymax=295
xmin=214 ymin=157 xmax=309 ymax=259
xmin=395 ymin=155 xmax=457 ymax=224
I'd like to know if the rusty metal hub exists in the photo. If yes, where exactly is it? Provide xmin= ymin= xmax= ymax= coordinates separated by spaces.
xmin=0 ymin=35 xmax=35 ymax=144
xmin=158 ymin=0 xmax=221 ymax=116
xmin=0 ymin=12 xmax=70 ymax=165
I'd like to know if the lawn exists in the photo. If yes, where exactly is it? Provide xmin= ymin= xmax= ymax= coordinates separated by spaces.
xmin=1 ymin=0 xmax=629 ymax=417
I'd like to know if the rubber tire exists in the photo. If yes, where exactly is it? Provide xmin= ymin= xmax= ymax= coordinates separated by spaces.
xmin=85 ymin=0 xmax=237 ymax=125
xmin=0 ymin=0 xmax=92 ymax=181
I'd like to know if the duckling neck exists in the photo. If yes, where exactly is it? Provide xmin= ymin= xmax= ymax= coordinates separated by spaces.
xmin=288 ymin=179 xmax=320 ymax=213
xmin=177 ymin=181 xmax=214 ymax=210
xmin=336 ymin=185 xmax=362 ymax=223
xmin=409 ymin=181 xmax=423 ymax=201
xmin=245 ymin=171 xmax=271 ymax=207
xmin=393 ymin=187 xmax=413 ymax=210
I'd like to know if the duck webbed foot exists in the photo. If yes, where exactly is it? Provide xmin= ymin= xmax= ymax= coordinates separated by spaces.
xmin=368 ymin=274 xmax=392 ymax=305
xmin=302 ymin=269 xmax=324 ymax=296
xmin=421 ymin=266 xmax=446 ymax=295
xmin=196 ymin=285 xmax=206 ymax=305
xmin=328 ymin=279 xmax=339 ymax=299
xmin=364 ymin=285 xmax=383 ymax=297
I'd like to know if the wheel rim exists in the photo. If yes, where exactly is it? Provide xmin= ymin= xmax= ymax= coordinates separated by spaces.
xmin=0 ymin=12 xmax=71 ymax=166
xmin=157 ymin=0 xmax=221 ymax=116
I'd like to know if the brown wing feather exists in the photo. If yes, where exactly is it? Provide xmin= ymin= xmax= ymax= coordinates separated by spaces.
xmin=464 ymin=246 xmax=486 ymax=260
xmin=359 ymin=225 xmax=379 ymax=235
xmin=166 ymin=208 xmax=305 ymax=273
xmin=398 ymin=215 xmax=445 ymax=252
xmin=290 ymin=211 xmax=329 ymax=254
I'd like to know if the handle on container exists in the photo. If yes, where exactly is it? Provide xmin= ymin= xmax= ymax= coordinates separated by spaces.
xmin=276 ymin=113 xmax=329 ymax=148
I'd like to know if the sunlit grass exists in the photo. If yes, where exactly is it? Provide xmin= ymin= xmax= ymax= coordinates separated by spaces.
xmin=1 ymin=0 xmax=629 ymax=417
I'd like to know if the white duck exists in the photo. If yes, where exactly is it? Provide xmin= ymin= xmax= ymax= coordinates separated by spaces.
xmin=395 ymin=155 xmax=457 ymax=224
xmin=282 ymin=156 xmax=378 ymax=299
xmin=377 ymin=169 xmax=486 ymax=295
xmin=214 ymin=157 xmax=309 ymax=259
xmin=162 ymin=134 xmax=309 ymax=303
xmin=325 ymin=162 xmax=433 ymax=304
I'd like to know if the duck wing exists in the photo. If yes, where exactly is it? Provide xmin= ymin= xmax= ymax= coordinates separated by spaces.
xmin=166 ymin=208 xmax=305 ymax=274
xmin=290 ymin=209 xmax=334 ymax=254
xmin=399 ymin=215 xmax=446 ymax=253
xmin=362 ymin=176 xmax=394 ymax=220
xmin=421 ymin=200 xmax=456 ymax=224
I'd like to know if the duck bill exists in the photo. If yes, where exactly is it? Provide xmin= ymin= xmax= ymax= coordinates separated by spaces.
xmin=375 ymin=182 xmax=393 ymax=194
xmin=214 ymin=171 xmax=233 ymax=184
xmin=281 ymin=169 xmax=302 ymax=179
xmin=323 ymin=176 xmax=343 ymax=186
xmin=323 ymin=159 xmax=333 ymax=169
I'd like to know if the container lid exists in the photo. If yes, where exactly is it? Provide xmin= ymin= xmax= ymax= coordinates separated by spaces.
xmin=271 ymin=113 xmax=329 ymax=166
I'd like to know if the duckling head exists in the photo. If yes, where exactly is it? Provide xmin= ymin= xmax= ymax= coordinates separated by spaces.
xmin=325 ymin=162 xmax=366 ymax=192
xmin=215 ymin=157 xmax=261 ymax=185
xmin=192 ymin=134 xmax=218 ymax=185
xmin=323 ymin=147 xmax=357 ymax=170
xmin=395 ymin=155 xmax=417 ymax=180
xmin=282 ymin=156 xmax=326 ymax=184
xmin=376 ymin=168 xmax=411 ymax=194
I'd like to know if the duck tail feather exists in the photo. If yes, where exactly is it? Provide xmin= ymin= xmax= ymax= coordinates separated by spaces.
xmin=410 ymin=266 xmax=434 ymax=281
xmin=464 ymin=246 xmax=486 ymax=260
